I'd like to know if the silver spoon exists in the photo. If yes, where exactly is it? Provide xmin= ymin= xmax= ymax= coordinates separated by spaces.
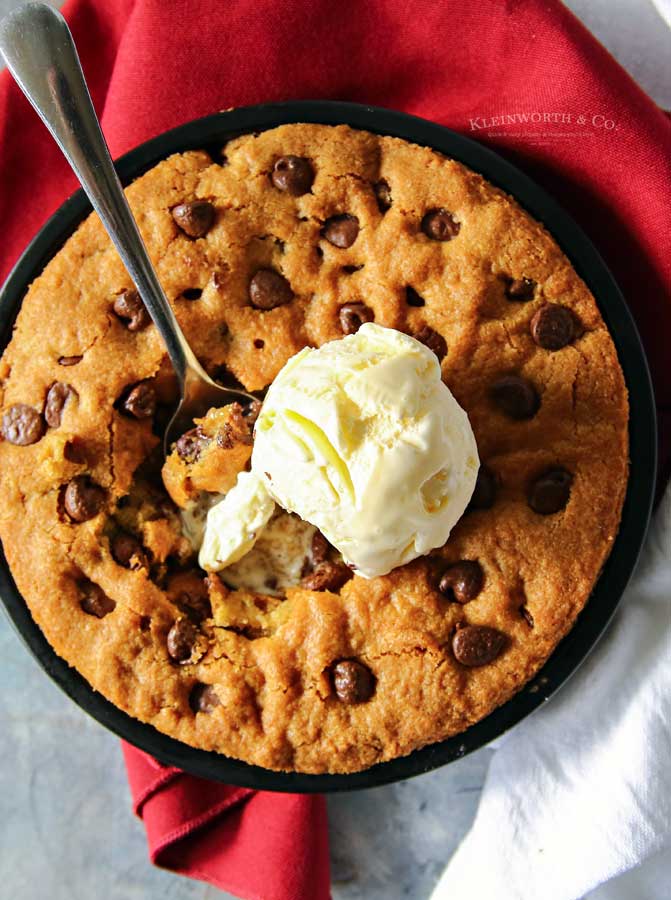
xmin=0 ymin=2 xmax=255 ymax=454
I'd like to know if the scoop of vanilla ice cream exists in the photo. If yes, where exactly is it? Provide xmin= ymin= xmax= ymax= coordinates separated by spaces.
xmin=251 ymin=323 xmax=479 ymax=578
xmin=199 ymin=471 xmax=275 ymax=571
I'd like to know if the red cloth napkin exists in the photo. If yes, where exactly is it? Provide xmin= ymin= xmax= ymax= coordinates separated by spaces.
xmin=2 ymin=1 xmax=670 ymax=898
xmin=122 ymin=744 xmax=330 ymax=900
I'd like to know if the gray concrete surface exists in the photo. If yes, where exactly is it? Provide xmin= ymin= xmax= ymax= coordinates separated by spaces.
xmin=1 ymin=1 xmax=669 ymax=898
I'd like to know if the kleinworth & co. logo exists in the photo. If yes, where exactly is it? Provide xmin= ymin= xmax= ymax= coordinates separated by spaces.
xmin=467 ymin=110 xmax=620 ymax=143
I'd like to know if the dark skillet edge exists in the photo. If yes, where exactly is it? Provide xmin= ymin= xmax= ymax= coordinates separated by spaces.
xmin=0 ymin=101 xmax=657 ymax=793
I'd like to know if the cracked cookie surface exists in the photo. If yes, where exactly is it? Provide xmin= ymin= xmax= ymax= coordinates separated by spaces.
xmin=0 ymin=124 xmax=628 ymax=773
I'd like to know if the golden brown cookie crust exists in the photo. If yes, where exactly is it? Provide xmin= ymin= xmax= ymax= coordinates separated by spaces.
xmin=0 ymin=125 xmax=628 ymax=773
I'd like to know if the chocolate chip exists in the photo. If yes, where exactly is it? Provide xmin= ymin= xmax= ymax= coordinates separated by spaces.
xmin=342 ymin=264 xmax=363 ymax=275
xmin=243 ymin=399 xmax=263 ymax=426
xmin=80 ymin=581 xmax=115 ymax=618
xmin=421 ymin=208 xmax=460 ymax=241
xmin=405 ymin=287 xmax=425 ymax=307
xmin=189 ymin=682 xmax=220 ymax=713
xmin=171 ymin=200 xmax=215 ymax=238
xmin=111 ymin=531 xmax=147 ymax=569
xmin=271 ymin=156 xmax=314 ymax=196
xmin=311 ymin=531 xmax=330 ymax=564
xmin=339 ymin=302 xmax=374 ymax=335
xmin=332 ymin=659 xmax=375 ymax=703
xmin=63 ymin=476 xmax=105 ymax=522
xmin=469 ymin=465 xmax=497 ymax=510
xmin=301 ymin=561 xmax=352 ymax=592
xmin=167 ymin=618 xmax=198 ymax=663
xmin=528 ymin=467 xmax=573 ymax=514
xmin=176 ymin=589 xmax=212 ymax=623
xmin=175 ymin=427 xmax=209 ymax=463
xmin=452 ymin=625 xmax=507 ymax=667
xmin=439 ymin=561 xmax=484 ymax=604
xmin=491 ymin=375 xmax=540 ymax=420
xmin=45 ymin=383 xmax=76 ymax=428
xmin=58 ymin=355 xmax=83 ymax=366
xmin=323 ymin=214 xmax=360 ymax=248
xmin=182 ymin=288 xmax=202 ymax=301
xmin=113 ymin=289 xmax=150 ymax=332
xmin=373 ymin=179 xmax=392 ymax=212
xmin=121 ymin=382 xmax=156 ymax=419
xmin=217 ymin=406 xmax=254 ymax=449
xmin=530 ymin=304 xmax=577 ymax=350
xmin=249 ymin=269 xmax=294 ymax=310
xmin=520 ymin=605 xmax=535 ymax=627
xmin=414 ymin=325 xmax=447 ymax=361
xmin=63 ymin=437 xmax=86 ymax=464
xmin=2 ymin=404 xmax=44 ymax=445
xmin=505 ymin=277 xmax=536 ymax=301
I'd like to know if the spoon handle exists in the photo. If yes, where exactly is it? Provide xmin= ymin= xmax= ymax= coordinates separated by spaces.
xmin=0 ymin=2 xmax=205 ymax=390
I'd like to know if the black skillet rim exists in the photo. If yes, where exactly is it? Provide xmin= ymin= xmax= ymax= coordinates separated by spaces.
xmin=0 ymin=101 xmax=657 ymax=793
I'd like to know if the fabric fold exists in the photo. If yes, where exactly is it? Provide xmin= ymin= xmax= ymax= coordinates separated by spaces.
xmin=122 ymin=744 xmax=331 ymax=900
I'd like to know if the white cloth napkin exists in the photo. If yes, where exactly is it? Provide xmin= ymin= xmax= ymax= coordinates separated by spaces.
xmin=432 ymin=482 xmax=671 ymax=900
xmin=651 ymin=0 xmax=671 ymax=29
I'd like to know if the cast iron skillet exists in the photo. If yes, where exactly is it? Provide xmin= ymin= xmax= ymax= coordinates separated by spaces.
xmin=0 ymin=101 xmax=657 ymax=792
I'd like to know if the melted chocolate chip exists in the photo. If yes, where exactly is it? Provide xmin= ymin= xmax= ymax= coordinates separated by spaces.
xmin=216 ymin=406 xmax=254 ymax=449
xmin=175 ymin=427 xmax=210 ymax=463
xmin=528 ymin=467 xmax=573 ymax=514
xmin=311 ymin=531 xmax=330 ymax=564
xmin=373 ymin=179 xmax=392 ymax=212
xmin=2 ymin=404 xmax=44 ymax=445
xmin=405 ymin=287 xmax=425 ymax=307
xmin=469 ymin=465 xmax=497 ymax=510
xmin=176 ymin=588 xmax=212 ymax=623
xmin=121 ymin=382 xmax=156 ymax=419
xmin=171 ymin=200 xmax=215 ymax=238
xmin=58 ymin=355 xmax=83 ymax=366
xmin=63 ymin=476 xmax=105 ymax=522
xmin=323 ymin=214 xmax=360 ymax=248
xmin=45 ymin=383 xmax=76 ymax=429
xmin=243 ymin=399 xmax=263 ymax=426
xmin=439 ymin=561 xmax=484 ymax=604
xmin=271 ymin=156 xmax=314 ymax=196
xmin=167 ymin=618 xmax=198 ymax=663
xmin=332 ymin=659 xmax=376 ymax=703
xmin=339 ymin=302 xmax=374 ymax=335
xmin=505 ymin=277 xmax=536 ymax=301
xmin=189 ymin=682 xmax=220 ymax=713
xmin=182 ymin=288 xmax=203 ymax=301
xmin=452 ymin=625 xmax=507 ymax=667
xmin=301 ymin=561 xmax=352 ymax=592
xmin=491 ymin=375 xmax=540 ymax=420
xmin=111 ymin=531 xmax=147 ymax=569
xmin=63 ymin=437 xmax=86 ymax=464
xmin=414 ymin=325 xmax=447 ymax=361
xmin=249 ymin=269 xmax=294 ymax=310
xmin=112 ymin=289 xmax=150 ymax=332
xmin=530 ymin=304 xmax=577 ymax=350
xmin=80 ymin=581 xmax=115 ymax=618
xmin=421 ymin=208 xmax=460 ymax=241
